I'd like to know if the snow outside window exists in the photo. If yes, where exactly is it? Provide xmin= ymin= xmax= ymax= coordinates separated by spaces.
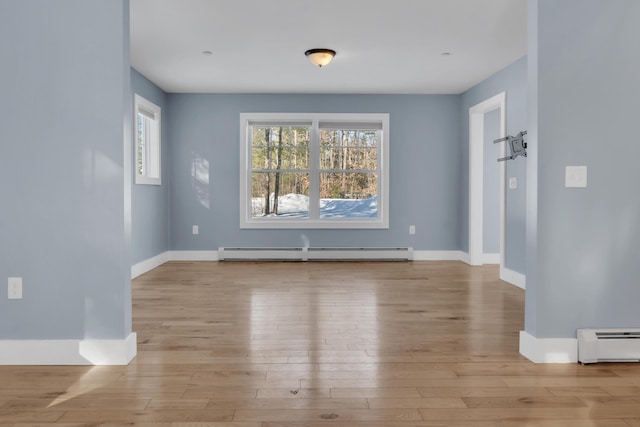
xmin=134 ymin=94 xmax=161 ymax=185
xmin=239 ymin=113 xmax=389 ymax=229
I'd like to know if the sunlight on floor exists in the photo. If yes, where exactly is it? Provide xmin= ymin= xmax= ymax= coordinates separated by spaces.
xmin=47 ymin=366 xmax=118 ymax=408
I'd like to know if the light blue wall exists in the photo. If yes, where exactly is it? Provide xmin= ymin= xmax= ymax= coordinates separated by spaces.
xmin=525 ymin=0 xmax=540 ymax=336
xmin=131 ymin=69 xmax=170 ymax=264
xmin=0 ymin=0 xmax=132 ymax=339
xmin=4 ymin=0 xmax=634 ymax=353
xmin=527 ymin=0 xmax=640 ymax=337
xmin=482 ymin=109 xmax=501 ymax=254
xmin=167 ymin=94 xmax=461 ymax=250
xmin=461 ymin=56 xmax=528 ymax=273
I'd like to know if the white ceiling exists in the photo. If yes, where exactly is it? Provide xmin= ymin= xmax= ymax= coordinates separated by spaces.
xmin=130 ymin=0 xmax=527 ymax=94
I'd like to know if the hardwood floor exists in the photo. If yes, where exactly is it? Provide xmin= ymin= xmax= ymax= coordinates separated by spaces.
xmin=1 ymin=260 xmax=639 ymax=426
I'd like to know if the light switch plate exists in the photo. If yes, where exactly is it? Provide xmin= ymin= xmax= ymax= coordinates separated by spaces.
xmin=565 ymin=166 xmax=587 ymax=188
xmin=509 ymin=177 xmax=518 ymax=190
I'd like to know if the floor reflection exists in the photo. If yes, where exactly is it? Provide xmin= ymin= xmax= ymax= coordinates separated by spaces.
xmin=249 ymin=267 xmax=379 ymax=391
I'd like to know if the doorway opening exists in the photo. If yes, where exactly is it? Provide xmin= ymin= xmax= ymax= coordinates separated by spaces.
xmin=468 ymin=92 xmax=506 ymax=270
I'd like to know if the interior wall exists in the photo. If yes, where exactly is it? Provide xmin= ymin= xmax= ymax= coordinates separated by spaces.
xmin=527 ymin=0 xmax=640 ymax=337
xmin=130 ymin=69 xmax=170 ymax=265
xmin=460 ymin=56 xmax=527 ymax=274
xmin=0 ymin=0 xmax=132 ymax=339
xmin=482 ymin=109 xmax=501 ymax=255
xmin=167 ymin=94 xmax=461 ymax=251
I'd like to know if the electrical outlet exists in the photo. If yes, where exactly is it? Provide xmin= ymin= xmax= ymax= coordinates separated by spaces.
xmin=409 ymin=225 xmax=416 ymax=235
xmin=8 ymin=277 xmax=22 ymax=300
xmin=566 ymin=166 xmax=587 ymax=188
xmin=192 ymin=225 xmax=199 ymax=235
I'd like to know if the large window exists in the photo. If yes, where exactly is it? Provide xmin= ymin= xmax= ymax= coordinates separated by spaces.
xmin=240 ymin=113 xmax=389 ymax=229
xmin=134 ymin=94 xmax=161 ymax=185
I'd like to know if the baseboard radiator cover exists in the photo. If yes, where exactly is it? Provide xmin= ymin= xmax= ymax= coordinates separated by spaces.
xmin=218 ymin=247 xmax=413 ymax=261
xmin=577 ymin=328 xmax=640 ymax=364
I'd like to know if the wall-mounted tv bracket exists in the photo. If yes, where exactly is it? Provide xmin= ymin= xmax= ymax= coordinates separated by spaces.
xmin=493 ymin=130 xmax=527 ymax=162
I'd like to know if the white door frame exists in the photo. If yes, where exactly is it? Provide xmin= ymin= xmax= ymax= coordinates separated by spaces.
xmin=468 ymin=92 xmax=506 ymax=268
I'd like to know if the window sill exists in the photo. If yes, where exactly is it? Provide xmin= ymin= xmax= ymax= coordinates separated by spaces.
xmin=240 ymin=218 xmax=388 ymax=229
xmin=135 ymin=176 xmax=161 ymax=186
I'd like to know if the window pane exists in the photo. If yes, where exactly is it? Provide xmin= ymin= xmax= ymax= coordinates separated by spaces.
xmin=320 ymin=129 xmax=378 ymax=148
xmin=147 ymin=117 xmax=160 ymax=179
xmin=319 ymin=129 xmax=378 ymax=171
xmin=251 ymin=172 xmax=309 ymax=218
xmin=320 ymin=147 xmax=377 ymax=170
xmin=137 ymin=113 xmax=146 ymax=175
xmin=251 ymin=126 xmax=310 ymax=170
xmin=252 ymin=146 xmax=309 ymax=170
xmin=319 ymin=172 xmax=378 ymax=219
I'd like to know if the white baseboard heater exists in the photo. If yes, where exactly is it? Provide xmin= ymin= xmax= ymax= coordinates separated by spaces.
xmin=218 ymin=247 xmax=413 ymax=261
xmin=577 ymin=328 xmax=640 ymax=364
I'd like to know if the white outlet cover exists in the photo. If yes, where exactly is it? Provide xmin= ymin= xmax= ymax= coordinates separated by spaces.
xmin=509 ymin=177 xmax=517 ymax=190
xmin=192 ymin=225 xmax=199 ymax=235
xmin=565 ymin=166 xmax=587 ymax=188
xmin=8 ymin=277 xmax=22 ymax=299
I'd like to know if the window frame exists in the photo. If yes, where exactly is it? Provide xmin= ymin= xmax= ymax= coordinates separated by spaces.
xmin=134 ymin=94 xmax=161 ymax=185
xmin=239 ymin=112 xmax=389 ymax=229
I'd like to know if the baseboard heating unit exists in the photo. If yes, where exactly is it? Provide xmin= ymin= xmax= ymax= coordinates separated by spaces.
xmin=577 ymin=329 xmax=640 ymax=364
xmin=218 ymin=247 xmax=413 ymax=262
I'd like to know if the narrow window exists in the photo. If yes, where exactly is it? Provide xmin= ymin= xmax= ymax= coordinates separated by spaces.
xmin=134 ymin=94 xmax=161 ymax=185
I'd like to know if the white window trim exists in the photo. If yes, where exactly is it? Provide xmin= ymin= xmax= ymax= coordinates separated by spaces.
xmin=134 ymin=94 xmax=161 ymax=185
xmin=239 ymin=112 xmax=389 ymax=229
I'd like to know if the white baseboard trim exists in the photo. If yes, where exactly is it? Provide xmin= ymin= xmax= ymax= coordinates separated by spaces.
xmin=519 ymin=330 xmax=577 ymax=363
xmin=501 ymin=267 xmax=526 ymax=289
xmin=136 ymin=250 xmax=470 ymax=267
xmin=482 ymin=253 xmax=500 ymax=264
xmin=412 ymin=250 xmax=465 ymax=261
xmin=168 ymin=250 xmax=219 ymax=261
xmin=0 ymin=332 xmax=137 ymax=365
xmin=131 ymin=251 xmax=170 ymax=279
xmin=458 ymin=253 xmax=527 ymax=289
xmin=131 ymin=251 xmax=219 ymax=279
xmin=131 ymin=251 xmax=519 ymax=278
xmin=172 ymin=250 xmax=468 ymax=262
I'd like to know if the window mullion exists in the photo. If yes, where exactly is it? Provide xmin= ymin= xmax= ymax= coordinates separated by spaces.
xmin=308 ymin=120 xmax=320 ymax=220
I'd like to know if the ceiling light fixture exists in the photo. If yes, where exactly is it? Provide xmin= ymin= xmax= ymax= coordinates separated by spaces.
xmin=305 ymin=49 xmax=336 ymax=67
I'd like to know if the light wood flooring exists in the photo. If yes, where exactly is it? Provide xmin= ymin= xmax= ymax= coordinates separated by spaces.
xmin=1 ymin=260 xmax=639 ymax=426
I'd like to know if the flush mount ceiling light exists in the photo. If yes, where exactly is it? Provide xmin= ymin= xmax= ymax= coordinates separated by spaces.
xmin=305 ymin=48 xmax=336 ymax=67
